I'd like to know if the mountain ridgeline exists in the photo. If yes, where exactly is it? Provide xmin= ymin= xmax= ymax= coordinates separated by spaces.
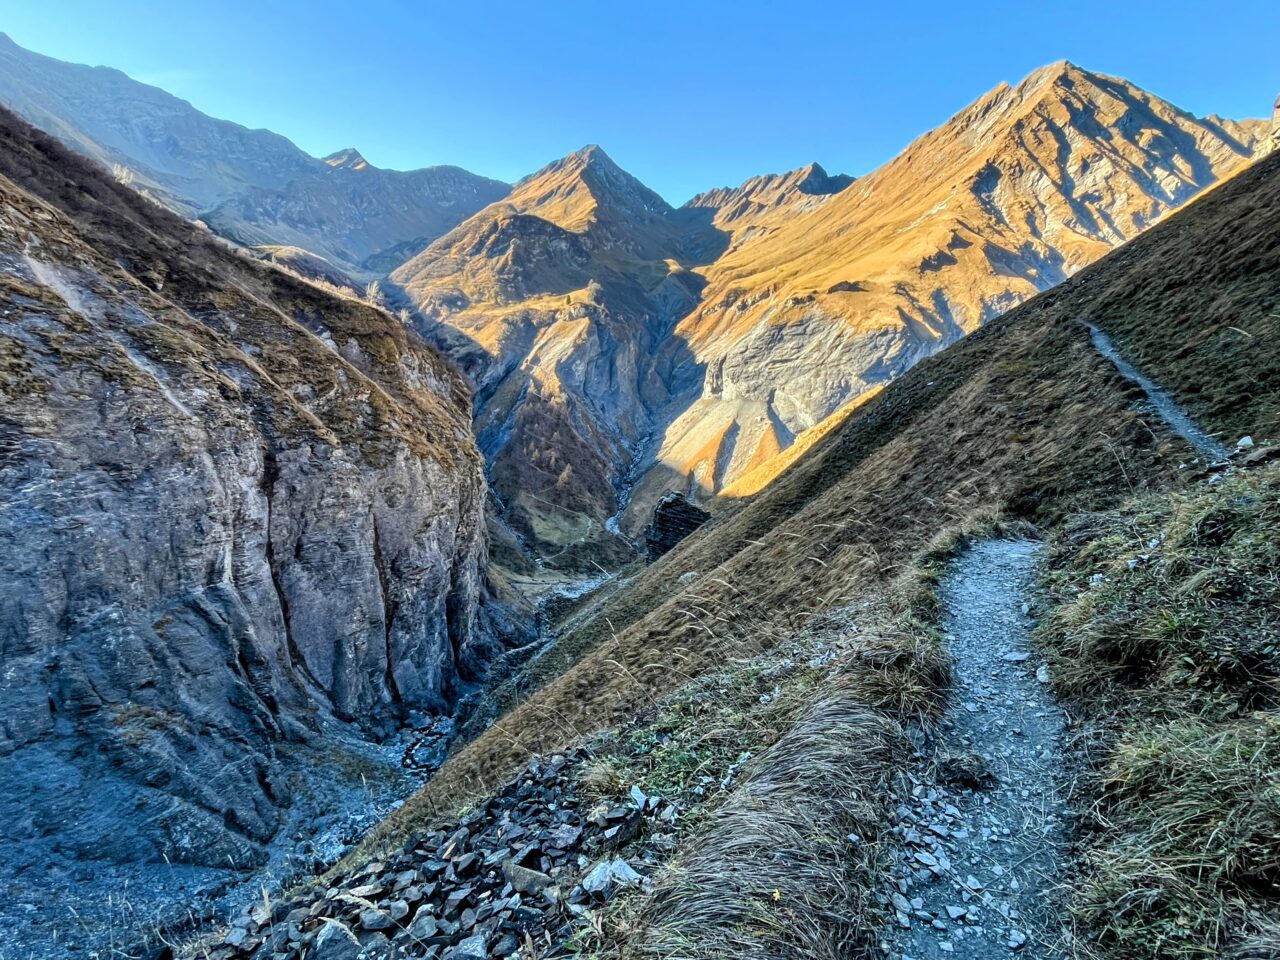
xmin=0 ymin=33 xmax=512 ymax=278
xmin=389 ymin=63 xmax=1265 ymax=563
xmin=0 ymin=36 xmax=1265 ymax=569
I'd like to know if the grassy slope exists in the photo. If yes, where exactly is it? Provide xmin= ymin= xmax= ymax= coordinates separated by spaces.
xmin=1039 ymin=463 xmax=1280 ymax=958
xmin=358 ymin=154 xmax=1280 ymax=861
xmin=1064 ymin=152 xmax=1280 ymax=443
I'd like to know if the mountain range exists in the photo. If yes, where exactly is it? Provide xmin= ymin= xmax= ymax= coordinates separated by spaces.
xmin=389 ymin=63 xmax=1266 ymax=562
xmin=0 ymin=35 xmax=1268 ymax=569
xmin=2 ymin=29 xmax=1279 ymax=960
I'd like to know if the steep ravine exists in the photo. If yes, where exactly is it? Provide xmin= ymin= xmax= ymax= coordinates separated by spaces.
xmin=0 ymin=107 xmax=513 ymax=959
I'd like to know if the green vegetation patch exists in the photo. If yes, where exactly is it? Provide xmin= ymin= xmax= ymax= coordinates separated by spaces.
xmin=1039 ymin=461 xmax=1280 ymax=959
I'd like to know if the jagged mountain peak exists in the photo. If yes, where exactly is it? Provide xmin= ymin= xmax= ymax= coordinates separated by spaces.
xmin=324 ymin=147 xmax=370 ymax=171
xmin=682 ymin=160 xmax=854 ymax=233
xmin=1022 ymin=58 xmax=1083 ymax=87
xmin=566 ymin=142 xmax=611 ymax=164
xmin=512 ymin=144 xmax=673 ymax=222
xmin=941 ymin=60 xmax=1125 ymax=141
xmin=519 ymin=143 xmax=620 ymax=185
xmin=792 ymin=161 xmax=853 ymax=192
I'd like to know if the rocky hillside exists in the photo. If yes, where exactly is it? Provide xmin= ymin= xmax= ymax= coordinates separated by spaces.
xmin=391 ymin=146 xmax=721 ymax=567
xmin=0 ymin=34 xmax=509 ymax=277
xmin=388 ymin=63 xmax=1263 ymax=564
xmin=0 ymin=105 xmax=513 ymax=950
xmin=202 ymin=149 xmax=511 ymax=278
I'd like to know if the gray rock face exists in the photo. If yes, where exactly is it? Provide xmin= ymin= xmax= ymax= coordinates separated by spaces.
xmin=203 ymin=153 xmax=511 ymax=279
xmin=0 ymin=107 xmax=496 ymax=893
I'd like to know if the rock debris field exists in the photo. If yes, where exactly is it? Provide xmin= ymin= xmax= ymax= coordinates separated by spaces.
xmin=880 ymin=540 xmax=1071 ymax=959
xmin=197 ymin=748 xmax=677 ymax=960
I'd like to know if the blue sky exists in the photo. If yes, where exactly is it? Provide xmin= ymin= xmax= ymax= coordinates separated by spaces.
xmin=6 ymin=1 xmax=1278 ymax=203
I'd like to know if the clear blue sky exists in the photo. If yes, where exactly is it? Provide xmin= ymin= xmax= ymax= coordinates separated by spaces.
xmin=6 ymin=1 xmax=1278 ymax=203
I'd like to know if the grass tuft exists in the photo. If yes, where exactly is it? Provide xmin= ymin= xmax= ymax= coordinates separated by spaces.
xmin=602 ymin=691 xmax=905 ymax=960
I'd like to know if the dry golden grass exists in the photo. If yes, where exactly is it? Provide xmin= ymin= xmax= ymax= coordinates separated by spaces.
xmin=1058 ymin=153 xmax=1280 ymax=443
xmin=615 ymin=694 xmax=904 ymax=960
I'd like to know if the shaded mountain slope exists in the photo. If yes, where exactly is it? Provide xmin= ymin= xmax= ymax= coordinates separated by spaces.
xmin=0 ymin=31 xmax=319 ymax=214
xmin=202 ymin=149 xmax=511 ymax=278
xmin=0 ymin=104 xmax=511 ymax=925
xmin=365 ymin=143 xmax=1280 ymax=855
xmin=0 ymin=34 xmax=510 ymax=278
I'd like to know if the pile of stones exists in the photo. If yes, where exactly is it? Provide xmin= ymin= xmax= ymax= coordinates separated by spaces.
xmin=201 ymin=749 xmax=678 ymax=960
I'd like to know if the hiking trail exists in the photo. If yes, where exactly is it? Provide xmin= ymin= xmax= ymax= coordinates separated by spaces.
xmin=1087 ymin=322 xmax=1232 ymax=462
xmin=880 ymin=539 xmax=1071 ymax=959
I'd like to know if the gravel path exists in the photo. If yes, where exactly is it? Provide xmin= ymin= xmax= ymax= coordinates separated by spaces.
xmin=1087 ymin=322 xmax=1231 ymax=462
xmin=880 ymin=540 xmax=1071 ymax=959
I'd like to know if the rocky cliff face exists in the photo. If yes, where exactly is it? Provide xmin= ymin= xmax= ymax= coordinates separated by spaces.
xmin=0 ymin=108 xmax=501 ymax=886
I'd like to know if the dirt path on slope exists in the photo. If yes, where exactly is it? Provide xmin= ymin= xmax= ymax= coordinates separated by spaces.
xmin=1087 ymin=322 xmax=1232 ymax=462
xmin=880 ymin=540 xmax=1071 ymax=960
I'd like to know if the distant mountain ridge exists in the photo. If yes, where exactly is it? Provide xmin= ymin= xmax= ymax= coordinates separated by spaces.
xmin=0 ymin=32 xmax=318 ymax=213
xmin=0 ymin=33 xmax=511 ymax=276
xmin=202 ymin=153 xmax=510 ymax=278
xmin=0 ymin=36 xmax=1267 ymax=569
xmin=685 ymin=161 xmax=854 ymax=237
